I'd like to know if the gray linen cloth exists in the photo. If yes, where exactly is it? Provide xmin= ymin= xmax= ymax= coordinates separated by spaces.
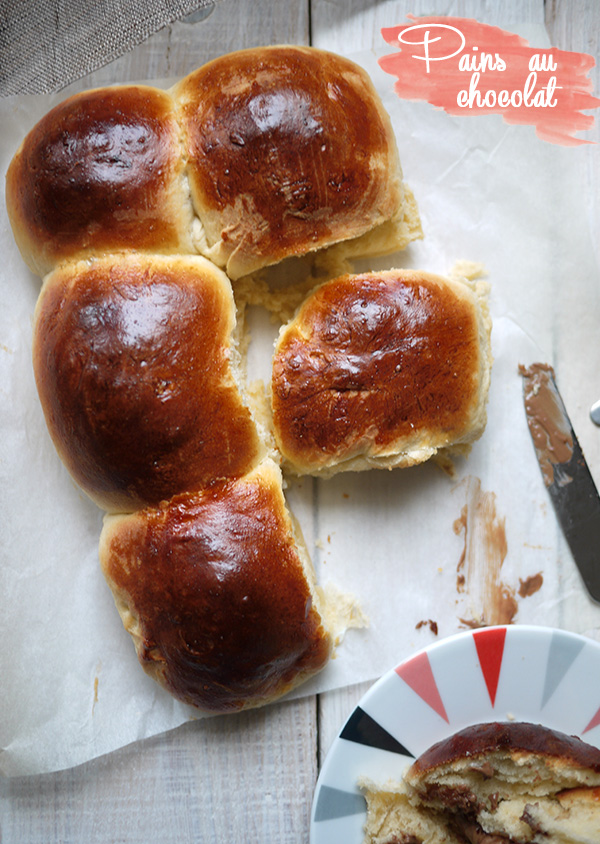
xmin=0 ymin=0 xmax=214 ymax=95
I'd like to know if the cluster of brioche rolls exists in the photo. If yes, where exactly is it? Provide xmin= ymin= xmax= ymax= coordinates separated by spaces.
xmin=6 ymin=46 xmax=491 ymax=712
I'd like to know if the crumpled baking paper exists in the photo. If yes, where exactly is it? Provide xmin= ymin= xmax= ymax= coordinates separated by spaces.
xmin=1 ymin=30 xmax=599 ymax=776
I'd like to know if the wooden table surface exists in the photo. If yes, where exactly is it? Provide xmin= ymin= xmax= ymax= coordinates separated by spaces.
xmin=1 ymin=1 xmax=598 ymax=841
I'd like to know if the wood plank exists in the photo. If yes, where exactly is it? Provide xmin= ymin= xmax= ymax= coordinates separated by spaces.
xmin=66 ymin=0 xmax=310 ymax=91
xmin=314 ymin=0 xmax=600 ymax=764
xmin=0 ymin=5 xmax=318 ymax=843
xmin=546 ymin=0 xmax=600 ymax=244
xmin=317 ymin=681 xmax=371 ymax=766
xmin=313 ymin=0 xmax=545 ymax=764
xmin=1 ymin=699 xmax=319 ymax=842
xmin=543 ymin=0 xmax=600 ymax=638
xmin=310 ymin=0 xmax=544 ymax=54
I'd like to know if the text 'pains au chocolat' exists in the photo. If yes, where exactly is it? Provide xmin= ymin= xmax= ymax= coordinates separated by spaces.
xmin=32 ymin=254 xmax=265 ymax=513
xmin=99 ymin=459 xmax=336 ymax=712
xmin=271 ymin=269 xmax=492 ymax=477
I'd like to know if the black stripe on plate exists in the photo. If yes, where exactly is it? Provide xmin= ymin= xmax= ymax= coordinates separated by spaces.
xmin=339 ymin=706 xmax=414 ymax=756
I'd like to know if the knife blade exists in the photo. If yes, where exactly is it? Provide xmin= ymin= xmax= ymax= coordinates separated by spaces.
xmin=520 ymin=362 xmax=600 ymax=603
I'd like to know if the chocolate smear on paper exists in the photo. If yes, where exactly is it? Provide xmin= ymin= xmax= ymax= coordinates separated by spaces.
xmin=520 ymin=363 xmax=573 ymax=487
xmin=416 ymin=619 xmax=439 ymax=635
xmin=519 ymin=572 xmax=544 ymax=598
xmin=453 ymin=476 xmax=517 ymax=628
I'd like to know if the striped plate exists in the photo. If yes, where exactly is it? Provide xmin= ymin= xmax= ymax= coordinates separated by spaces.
xmin=310 ymin=625 xmax=600 ymax=844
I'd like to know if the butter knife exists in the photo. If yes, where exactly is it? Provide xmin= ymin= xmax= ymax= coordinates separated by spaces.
xmin=521 ymin=363 xmax=600 ymax=603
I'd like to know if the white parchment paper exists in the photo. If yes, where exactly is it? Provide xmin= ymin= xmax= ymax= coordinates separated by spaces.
xmin=1 ymin=30 xmax=600 ymax=776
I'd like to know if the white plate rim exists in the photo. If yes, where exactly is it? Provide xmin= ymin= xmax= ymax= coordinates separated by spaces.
xmin=309 ymin=624 xmax=600 ymax=844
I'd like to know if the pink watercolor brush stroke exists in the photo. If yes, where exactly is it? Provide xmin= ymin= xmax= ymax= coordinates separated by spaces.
xmin=379 ymin=16 xmax=600 ymax=146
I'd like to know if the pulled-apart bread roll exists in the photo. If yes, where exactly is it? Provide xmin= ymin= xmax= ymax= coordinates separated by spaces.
xmin=271 ymin=269 xmax=492 ymax=476
xmin=33 ymin=254 xmax=265 ymax=512
xmin=174 ymin=45 xmax=421 ymax=280
xmin=6 ymin=85 xmax=193 ymax=277
xmin=360 ymin=721 xmax=600 ymax=844
xmin=99 ymin=458 xmax=358 ymax=712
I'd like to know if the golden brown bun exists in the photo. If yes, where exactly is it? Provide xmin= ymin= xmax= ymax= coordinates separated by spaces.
xmin=33 ymin=254 xmax=264 ymax=512
xmin=271 ymin=269 xmax=492 ymax=476
xmin=6 ymin=47 xmax=421 ymax=283
xmin=6 ymin=85 xmax=193 ymax=277
xmin=174 ymin=45 xmax=419 ymax=280
xmin=99 ymin=459 xmax=334 ymax=712
xmin=360 ymin=722 xmax=600 ymax=844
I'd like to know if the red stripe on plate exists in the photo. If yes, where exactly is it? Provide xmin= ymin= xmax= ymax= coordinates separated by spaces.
xmin=473 ymin=627 xmax=507 ymax=706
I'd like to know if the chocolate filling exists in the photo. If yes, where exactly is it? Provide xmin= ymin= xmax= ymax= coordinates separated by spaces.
xmin=418 ymin=786 xmax=523 ymax=843
xmin=450 ymin=815 xmax=521 ymax=844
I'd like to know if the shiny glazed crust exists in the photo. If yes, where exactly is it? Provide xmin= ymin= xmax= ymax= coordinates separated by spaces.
xmin=174 ymin=45 xmax=408 ymax=279
xmin=5 ymin=46 xmax=420 ymax=281
xmin=5 ymin=85 xmax=194 ymax=277
xmin=32 ymin=254 xmax=264 ymax=512
xmin=99 ymin=459 xmax=333 ymax=712
xmin=271 ymin=269 xmax=492 ymax=476
xmin=409 ymin=722 xmax=600 ymax=778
